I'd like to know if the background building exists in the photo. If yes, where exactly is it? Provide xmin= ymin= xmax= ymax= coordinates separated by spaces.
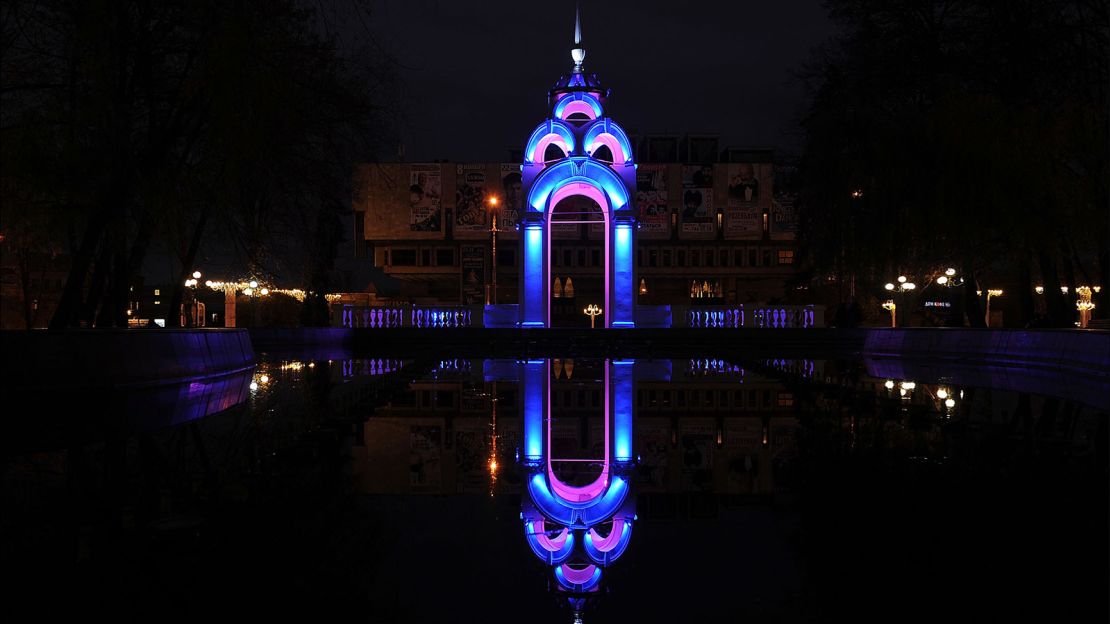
xmin=351 ymin=140 xmax=802 ymax=319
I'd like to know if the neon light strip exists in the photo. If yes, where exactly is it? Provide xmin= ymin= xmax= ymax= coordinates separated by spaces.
xmin=547 ymin=182 xmax=610 ymax=327
xmin=530 ymin=135 xmax=569 ymax=164
xmin=558 ymin=100 xmax=598 ymax=120
xmin=558 ymin=564 xmax=598 ymax=585
xmin=586 ymin=133 xmax=627 ymax=164
xmin=545 ymin=359 xmax=610 ymax=502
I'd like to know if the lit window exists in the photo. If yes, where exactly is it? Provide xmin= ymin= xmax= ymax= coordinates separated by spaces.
xmin=778 ymin=250 xmax=795 ymax=265
xmin=154 ymin=289 xmax=160 ymax=296
xmin=154 ymin=300 xmax=160 ymax=305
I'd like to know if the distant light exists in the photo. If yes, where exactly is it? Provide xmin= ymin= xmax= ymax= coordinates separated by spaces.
xmin=243 ymin=288 xmax=253 ymax=296
xmin=259 ymin=375 xmax=269 ymax=383
xmin=1061 ymin=286 xmax=1068 ymax=294
xmin=901 ymin=381 xmax=915 ymax=389
xmin=936 ymin=276 xmax=948 ymax=285
xmin=250 ymin=382 xmax=258 ymax=391
xmin=944 ymin=398 xmax=956 ymax=408
xmin=1034 ymin=286 xmax=1044 ymax=294
xmin=487 ymin=195 xmax=499 ymax=207
xmin=249 ymin=280 xmax=259 ymax=289
xmin=205 ymin=280 xmax=213 ymax=288
xmin=884 ymin=380 xmax=895 ymax=389
xmin=897 ymin=276 xmax=907 ymax=283
xmin=936 ymin=389 xmax=948 ymax=399
xmin=260 ymin=288 xmax=269 ymax=295
xmin=192 ymin=270 xmax=202 ymax=279
xmin=885 ymin=283 xmax=895 ymax=291
xmin=903 ymin=282 xmax=916 ymax=290
xmin=945 ymin=268 xmax=956 ymax=276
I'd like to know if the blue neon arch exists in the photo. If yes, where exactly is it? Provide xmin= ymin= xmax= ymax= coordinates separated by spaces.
xmin=553 ymin=92 xmax=604 ymax=120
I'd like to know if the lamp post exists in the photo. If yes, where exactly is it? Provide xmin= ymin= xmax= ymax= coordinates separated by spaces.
xmin=583 ymin=304 xmax=602 ymax=328
xmin=184 ymin=270 xmax=202 ymax=327
xmin=487 ymin=194 xmax=501 ymax=305
xmin=983 ymin=289 xmax=1003 ymax=327
xmin=881 ymin=300 xmax=897 ymax=327
xmin=883 ymin=276 xmax=916 ymax=327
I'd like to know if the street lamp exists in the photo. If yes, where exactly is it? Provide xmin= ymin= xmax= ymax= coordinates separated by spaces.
xmin=583 ymin=304 xmax=602 ymax=328
xmin=486 ymin=195 xmax=502 ymax=305
xmin=883 ymin=277 xmax=916 ymax=327
xmin=184 ymin=270 xmax=202 ymax=327
xmin=984 ymin=289 xmax=1003 ymax=327
xmin=881 ymin=300 xmax=896 ymax=327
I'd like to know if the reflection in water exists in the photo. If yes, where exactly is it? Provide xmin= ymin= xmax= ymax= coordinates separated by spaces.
xmin=497 ymin=359 xmax=660 ymax=616
xmin=6 ymin=354 xmax=1103 ymax=621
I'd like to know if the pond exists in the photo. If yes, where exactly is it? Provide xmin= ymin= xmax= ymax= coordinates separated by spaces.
xmin=2 ymin=351 xmax=1106 ymax=622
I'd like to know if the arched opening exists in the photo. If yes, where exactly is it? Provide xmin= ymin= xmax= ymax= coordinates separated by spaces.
xmin=543 ymin=143 xmax=567 ymax=162
xmin=591 ymin=144 xmax=614 ymax=163
xmin=547 ymin=359 xmax=609 ymax=503
xmin=549 ymin=192 xmax=605 ymax=327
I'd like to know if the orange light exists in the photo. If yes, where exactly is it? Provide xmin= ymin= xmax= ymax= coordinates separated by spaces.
xmin=487 ymin=195 xmax=499 ymax=207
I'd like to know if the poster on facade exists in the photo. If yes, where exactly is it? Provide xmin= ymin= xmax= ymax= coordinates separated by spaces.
xmin=637 ymin=164 xmax=669 ymax=237
xmin=770 ymin=192 xmax=797 ymax=240
xmin=681 ymin=165 xmax=714 ymax=235
xmin=409 ymin=425 xmax=442 ymax=491
xmin=460 ymin=245 xmax=485 ymax=304
xmin=499 ymin=164 xmax=522 ymax=232
xmin=680 ymin=423 xmax=715 ymax=491
xmin=409 ymin=164 xmax=442 ymax=232
xmin=636 ymin=419 xmax=670 ymax=492
xmin=455 ymin=164 xmax=487 ymax=234
xmin=454 ymin=425 xmax=487 ymax=494
xmin=726 ymin=162 xmax=763 ymax=239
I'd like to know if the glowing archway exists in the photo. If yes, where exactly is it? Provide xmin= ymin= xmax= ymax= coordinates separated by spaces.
xmin=518 ymin=32 xmax=637 ymax=329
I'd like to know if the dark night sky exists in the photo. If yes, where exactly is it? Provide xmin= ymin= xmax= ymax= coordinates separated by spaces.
xmin=366 ymin=0 xmax=838 ymax=162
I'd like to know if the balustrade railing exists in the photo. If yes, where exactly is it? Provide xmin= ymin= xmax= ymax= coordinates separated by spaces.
xmin=338 ymin=304 xmax=480 ymax=328
xmin=677 ymin=305 xmax=824 ymax=328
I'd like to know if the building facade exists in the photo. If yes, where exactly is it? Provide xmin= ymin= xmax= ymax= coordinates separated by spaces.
xmin=351 ymin=149 xmax=800 ymax=325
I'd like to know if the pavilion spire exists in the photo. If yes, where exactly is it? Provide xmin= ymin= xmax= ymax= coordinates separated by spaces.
xmin=571 ymin=1 xmax=585 ymax=72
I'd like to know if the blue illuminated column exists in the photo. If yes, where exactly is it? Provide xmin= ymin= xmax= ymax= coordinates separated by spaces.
xmin=610 ymin=359 xmax=634 ymax=462
xmin=521 ymin=217 xmax=547 ymax=328
xmin=609 ymin=219 xmax=635 ymax=327
xmin=522 ymin=359 xmax=547 ymax=463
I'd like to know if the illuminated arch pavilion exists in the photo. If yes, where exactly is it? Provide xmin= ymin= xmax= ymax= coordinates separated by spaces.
xmin=518 ymin=12 xmax=637 ymax=328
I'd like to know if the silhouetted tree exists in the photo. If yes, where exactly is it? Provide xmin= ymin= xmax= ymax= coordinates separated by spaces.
xmin=1 ymin=0 xmax=396 ymax=328
xmin=797 ymin=0 xmax=1108 ymax=326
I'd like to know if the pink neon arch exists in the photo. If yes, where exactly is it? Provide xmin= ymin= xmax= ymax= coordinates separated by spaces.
xmin=546 ymin=181 xmax=609 ymax=328
xmin=558 ymin=564 xmax=598 ymax=585
xmin=533 ymin=519 xmax=569 ymax=551
xmin=588 ymin=518 xmax=627 ymax=551
xmin=587 ymin=134 xmax=627 ymax=165
xmin=546 ymin=361 xmax=610 ymax=503
xmin=558 ymin=100 xmax=598 ymax=120
xmin=530 ymin=134 xmax=570 ymax=164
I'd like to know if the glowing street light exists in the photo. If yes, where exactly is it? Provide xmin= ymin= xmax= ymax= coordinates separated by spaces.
xmin=486 ymin=194 xmax=504 ymax=304
xmin=882 ymin=300 xmax=897 ymax=327
xmin=984 ymin=289 xmax=1003 ymax=327
xmin=883 ymin=277 xmax=916 ymax=326
xmin=583 ymin=304 xmax=602 ymax=329
xmin=249 ymin=280 xmax=259 ymax=289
